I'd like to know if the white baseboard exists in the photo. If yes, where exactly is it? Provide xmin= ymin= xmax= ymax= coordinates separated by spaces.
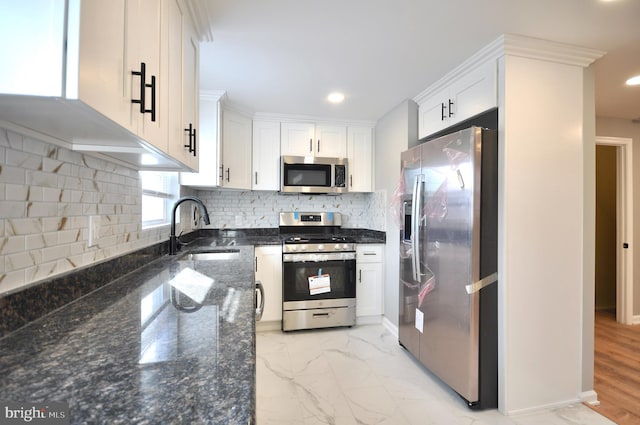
xmin=505 ymin=397 xmax=584 ymax=416
xmin=256 ymin=320 xmax=282 ymax=332
xmin=632 ymin=315 xmax=640 ymax=325
xmin=382 ymin=316 xmax=398 ymax=338
xmin=356 ymin=315 xmax=383 ymax=325
xmin=579 ymin=390 xmax=600 ymax=406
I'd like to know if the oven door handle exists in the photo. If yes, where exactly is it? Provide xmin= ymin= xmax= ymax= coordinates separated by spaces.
xmin=283 ymin=252 xmax=356 ymax=262
xmin=255 ymin=281 xmax=265 ymax=321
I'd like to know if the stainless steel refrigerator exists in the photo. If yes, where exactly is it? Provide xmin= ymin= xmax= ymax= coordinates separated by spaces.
xmin=398 ymin=126 xmax=498 ymax=409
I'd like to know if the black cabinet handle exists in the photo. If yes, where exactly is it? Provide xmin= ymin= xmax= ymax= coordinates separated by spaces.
xmin=359 ymin=270 xmax=362 ymax=282
xmin=441 ymin=103 xmax=446 ymax=121
xmin=184 ymin=124 xmax=197 ymax=156
xmin=147 ymin=75 xmax=156 ymax=122
xmin=131 ymin=62 xmax=147 ymax=114
xmin=226 ymin=168 xmax=230 ymax=182
xmin=184 ymin=123 xmax=193 ymax=151
xmin=317 ymin=139 xmax=320 ymax=153
xmin=448 ymin=99 xmax=454 ymax=118
xmin=255 ymin=171 xmax=258 ymax=185
xmin=309 ymin=138 xmax=312 ymax=153
xmin=192 ymin=128 xmax=197 ymax=156
xmin=131 ymin=62 xmax=156 ymax=121
xmin=219 ymin=165 xmax=224 ymax=180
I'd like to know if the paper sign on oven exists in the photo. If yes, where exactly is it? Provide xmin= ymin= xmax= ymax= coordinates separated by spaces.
xmin=309 ymin=271 xmax=331 ymax=295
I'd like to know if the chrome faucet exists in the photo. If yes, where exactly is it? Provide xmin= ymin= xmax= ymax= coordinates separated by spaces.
xmin=169 ymin=196 xmax=211 ymax=255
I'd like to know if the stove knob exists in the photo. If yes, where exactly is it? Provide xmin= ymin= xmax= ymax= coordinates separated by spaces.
xmin=290 ymin=245 xmax=297 ymax=252
xmin=318 ymin=244 xmax=324 ymax=251
xmin=335 ymin=244 xmax=341 ymax=251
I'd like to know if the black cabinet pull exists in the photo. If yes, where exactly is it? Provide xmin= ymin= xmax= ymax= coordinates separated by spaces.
xmin=131 ymin=62 xmax=147 ymax=114
xmin=359 ymin=270 xmax=362 ymax=282
xmin=441 ymin=102 xmax=446 ymax=121
xmin=448 ymin=99 xmax=454 ymax=117
xmin=219 ymin=165 xmax=224 ymax=180
xmin=317 ymin=139 xmax=320 ymax=153
xmin=147 ymin=75 xmax=156 ymax=122
xmin=184 ymin=123 xmax=193 ymax=151
xmin=131 ymin=62 xmax=156 ymax=121
xmin=309 ymin=138 xmax=312 ymax=152
xmin=226 ymin=168 xmax=230 ymax=182
xmin=255 ymin=171 xmax=258 ymax=185
xmin=192 ymin=128 xmax=197 ymax=156
xmin=184 ymin=123 xmax=197 ymax=156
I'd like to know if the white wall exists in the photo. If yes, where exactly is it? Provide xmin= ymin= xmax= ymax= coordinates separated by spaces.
xmin=499 ymin=55 xmax=588 ymax=413
xmin=0 ymin=127 xmax=169 ymax=295
xmin=596 ymin=116 xmax=640 ymax=316
xmin=373 ymin=99 xmax=418 ymax=328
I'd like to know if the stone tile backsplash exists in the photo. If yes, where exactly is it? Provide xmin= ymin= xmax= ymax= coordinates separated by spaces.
xmin=195 ymin=188 xmax=386 ymax=230
xmin=0 ymin=127 xmax=168 ymax=296
xmin=0 ymin=126 xmax=387 ymax=297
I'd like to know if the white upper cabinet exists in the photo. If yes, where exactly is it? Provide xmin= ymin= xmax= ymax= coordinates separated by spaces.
xmin=417 ymin=60 xmax=497 ymax=139
xmin=281 ymin=122 xmax=347 ymax=157
xmin=220 ymin=107 xmax=252 ymax=190
xmin=252 ymin=120 xmax=281 ymax=191
xmin=347 ymin=126 xmax=373 ymax=192
xmin=166 ymin=0 xmax=199 ymax=171
xmin=180 ymin=93 xmax=222 ymax=187
xmin=0 ymin=0 xmax=199 ymax=170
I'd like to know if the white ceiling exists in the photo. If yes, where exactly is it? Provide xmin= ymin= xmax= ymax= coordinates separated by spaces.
xmin=198 ymin=0 xmax=640 ymax=123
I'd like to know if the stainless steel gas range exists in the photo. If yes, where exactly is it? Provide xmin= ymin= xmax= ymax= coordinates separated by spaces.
xmin=279 ymin=212 xmax=356 ymax=331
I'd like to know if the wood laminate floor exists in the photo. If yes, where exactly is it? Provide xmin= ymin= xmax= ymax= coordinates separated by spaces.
xmin=588 ymin=310 xmax=640 ymax=424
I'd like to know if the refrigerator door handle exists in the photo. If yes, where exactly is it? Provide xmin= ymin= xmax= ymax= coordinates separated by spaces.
xmin=465 ymin=272 xmax=498 ymax=294
xmin=412 ymin=174 xmax=425 ymax=281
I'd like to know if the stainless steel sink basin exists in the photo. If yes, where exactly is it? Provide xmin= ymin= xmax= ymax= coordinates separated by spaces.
xmin=179 ymin=249 xmax=241 ymax=261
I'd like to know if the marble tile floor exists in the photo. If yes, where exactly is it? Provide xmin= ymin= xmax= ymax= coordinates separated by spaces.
xmin=256 ymin=324 xmax=615 ymax=425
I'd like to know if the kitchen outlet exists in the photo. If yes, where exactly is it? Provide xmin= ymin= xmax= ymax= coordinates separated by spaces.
xmin=88 ymin=215 xmax=100 ymax=247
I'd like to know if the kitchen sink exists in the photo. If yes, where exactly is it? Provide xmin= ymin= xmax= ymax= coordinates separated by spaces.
xmin=179 ymin=249 xmax=241 ymax=261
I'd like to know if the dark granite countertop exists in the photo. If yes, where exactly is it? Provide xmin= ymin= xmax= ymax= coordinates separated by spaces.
xmin=0 ymin=244 xmax=257 ymax=425
xmin=0 ymin=229 xmax=384 ymax=424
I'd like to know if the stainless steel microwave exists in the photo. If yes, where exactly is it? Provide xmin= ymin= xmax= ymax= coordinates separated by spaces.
xmin=281 ymin=156 xmax=348 ymax=194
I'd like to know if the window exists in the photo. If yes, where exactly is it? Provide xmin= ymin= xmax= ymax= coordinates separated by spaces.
xmin=140 ymin=171 xmax=179 ymax=228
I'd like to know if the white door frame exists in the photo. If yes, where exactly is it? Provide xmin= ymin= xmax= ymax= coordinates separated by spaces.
xmin=596 ymin=136 xmax=634 ymax=325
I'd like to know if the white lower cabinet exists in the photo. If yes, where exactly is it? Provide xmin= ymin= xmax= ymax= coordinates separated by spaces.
xmin=356 ymin=244 xmax=384 ymax=320
xmin=255 ymin=245 xmax=283 ymax=327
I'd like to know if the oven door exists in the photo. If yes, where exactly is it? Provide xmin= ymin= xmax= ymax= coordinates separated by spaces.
xmin=282 ymin=252 xmax=356 ymax=305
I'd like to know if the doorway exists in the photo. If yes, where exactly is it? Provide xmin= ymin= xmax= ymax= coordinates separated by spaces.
xmin=594 ymin=136 xmax=633 ymax=325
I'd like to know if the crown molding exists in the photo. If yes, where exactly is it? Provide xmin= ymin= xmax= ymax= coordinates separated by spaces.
xmin=252 ymin=111 xmax=376 ymax=128
xmin=414 ymin=33 xmax=605 ymax=104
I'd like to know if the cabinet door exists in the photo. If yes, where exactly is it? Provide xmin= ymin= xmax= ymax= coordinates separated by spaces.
xmin=356 ymin=245 xmax=383 ymax=317
xmin=221 ymin=108 xmax=252 ymax=189
xmin=76 ymin=0 xmax=130 ymax=130
xmin=356 ymin=263 xmax=383 ymax=317
xmin=127 ymin=0 xmax=167 ymax=152
xmin=180 ymin=3 xmax=199 ymax=170
xmin=0 ymin=1 xmax=66 ymax=96
xmin=449 ymin=60 xmax=497 ymax=125
xmin=315 ymin=124 xmax=347 ymax=157
xmin=180 ymin=94 xmax=221 ymax=187
xmin=347 ymin=126 xmax=373 ymax=192
xmin=280 ymin=122 xmax=315 ymax=156
xmin=418 ymin=86 xmax=450 ymax=139
xmin=166 ymin=0 xmax=189 ymax=168
xmin=252 ymin=120 xmax=281 ymax=191
xmin=255 ymin=245 xmax=283 ymax=322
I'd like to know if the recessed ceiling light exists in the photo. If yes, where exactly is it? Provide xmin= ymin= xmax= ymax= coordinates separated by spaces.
xmin=626 ymin=75 xmax=640 ymax=86
xmin=327 ymin=92 xmax=345 ymax=103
